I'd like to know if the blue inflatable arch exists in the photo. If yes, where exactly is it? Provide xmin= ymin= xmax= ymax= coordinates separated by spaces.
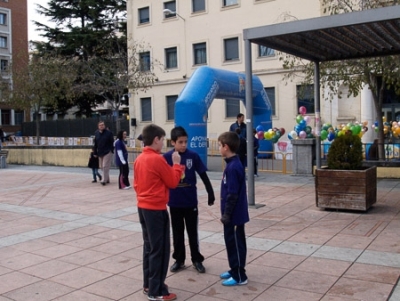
xmin=175 ymin=66 xmax=273 ymax=165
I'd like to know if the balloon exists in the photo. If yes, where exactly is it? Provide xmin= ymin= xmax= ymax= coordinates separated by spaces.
xmin=279 ymin=128 xmax=286 ymax=136
xmin=296 ymin=115 xmax=304 ymax=124
xmin=328 ymin=132 xmax=335 ymax=141
xmin=299 ymin=106 xmax=307 ymax=115
xmin=320 ymin=129 xmax=328 ymax=140
xmin=303 ymin=116 xmax=311 ymax=125
xmin=256 ymin=125 xmax=264 ymax=132
xmin=305 ymin=126 xmax=312 ymax=134
xmin=299 ymin=131 xmax=307 ymax=139
xmin=383 ymin=116 xmax=387 ymax=122
xmin=290 ymin=130 xmax=298 ymax=139
xmin=257 ymin=131 xmax=264 ymax=140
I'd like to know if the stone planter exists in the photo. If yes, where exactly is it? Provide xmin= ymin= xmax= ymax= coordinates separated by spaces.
xmin=315 ymin=166 xmax=377 ymax=211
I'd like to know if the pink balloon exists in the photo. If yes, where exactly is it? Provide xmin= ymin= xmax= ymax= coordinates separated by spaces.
xmin=299 ymin=106 xmax=307 ymax=116
xmin=299 ymin=131 xmax=307 ymax=139
xmin=303 ymin=116 xmax=311 ymax=124
xmin=257 ymin=131 xmax=264 ymax=140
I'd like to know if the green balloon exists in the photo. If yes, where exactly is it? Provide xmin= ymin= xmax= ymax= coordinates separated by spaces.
xmin=321 ymin=129 xmax=328 ymax=140
xmin=296 ymin=115 xmax=303 ymax=124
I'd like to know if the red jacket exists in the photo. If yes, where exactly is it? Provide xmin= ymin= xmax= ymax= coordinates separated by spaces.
xmin=134 ymin=147 xmax=181 ymax=210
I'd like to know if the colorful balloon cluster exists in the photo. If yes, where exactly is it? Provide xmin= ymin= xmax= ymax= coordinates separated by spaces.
xmin=256 ymin=125 xmax=286 ymax=143
xmin=288 ymin=106 xmax=314 ymax=140
xmin=379 ymin=117 xmax=400 ymax=138
xmin=320 ymin=121 xmax=368 ymax=141
xmin=288 ymin=106 xmax=369 ymax=141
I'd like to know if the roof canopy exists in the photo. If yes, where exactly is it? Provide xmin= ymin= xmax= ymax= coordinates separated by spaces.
xmin=243 ymin=5 xmax=400 ymax=62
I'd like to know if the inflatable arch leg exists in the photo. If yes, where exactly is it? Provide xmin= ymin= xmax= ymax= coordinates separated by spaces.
xmin=175 ymin=66 xmax=273 ymax=165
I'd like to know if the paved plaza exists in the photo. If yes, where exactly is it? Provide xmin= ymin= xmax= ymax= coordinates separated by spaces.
xmin=0 ymin=164 xmax=399 ymax=300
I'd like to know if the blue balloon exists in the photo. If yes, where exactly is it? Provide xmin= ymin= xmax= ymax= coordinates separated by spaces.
xmin=288 ymin=133 xmax=293 ymax=140
xmin=256 ymin=125 xmax=264 ymax=132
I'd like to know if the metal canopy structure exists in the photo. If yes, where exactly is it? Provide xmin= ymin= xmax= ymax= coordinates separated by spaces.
xmin=242 ymin=5 xmax=400 ymax=207
xmin=243 ymin=5 xmax=400 ymax=62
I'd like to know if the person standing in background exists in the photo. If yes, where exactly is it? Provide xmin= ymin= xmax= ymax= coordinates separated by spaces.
xmin=115 ymin=130 xmax=131 ymax=189
xmin=253 ymin=129 xmax=259 ymax=176
xmin=88 ymin=147 xmax=102 ymax=183
xmin=229 ymin=113 xmax=246 ymax=139
xmin=94 ymin=121 xmax=114 ymax=186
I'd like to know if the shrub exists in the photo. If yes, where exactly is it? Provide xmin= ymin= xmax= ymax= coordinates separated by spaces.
xmin=327 ymin=132 xmax=362 ymax=170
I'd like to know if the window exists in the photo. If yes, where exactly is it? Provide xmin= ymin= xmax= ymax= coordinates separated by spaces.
xmin=164 ymin=1 xmax=176 ymax=18
xmin=14 ymin=111 xmax=24 ymax=125
xmin=192 ymin=0 xmax=205 ymax=12
xmin=0 ymin=59 xmax=8 ymax=72
xmin=223 ymin=0 xmax=238 ymax=7
xmin=193 ymin=42 xmax=207 ymax=65
xmin=165 ymin=47 xmax=177 ymax=69
xmin=225 ymin=99 xmax=240 ymax=118
xmin=1 ymin=109 xmax=10 ymax=125
xmin=258 ymin=45 xmax=275 ymax=57
xmin=224 ymin=37 xmax=239 ymax=61
xmin=138 ymin=7 xmax=150 ymax=24
xmin=0 ymin=13 xmax=6 ymax=25
xmin=141 ymin=97 xmax=152 ymax=121
xmin=166 ymin=95 xmax=178 ymax=120
xmin=297 ymin=84 xmax=315 ymax=114
xmin=0 ymin=36 xmax=6 ymax=48
xmin=264 ymin=87 xmax=276 ymax=116
xmin=139 ymin=52 xmax=150 ymax=71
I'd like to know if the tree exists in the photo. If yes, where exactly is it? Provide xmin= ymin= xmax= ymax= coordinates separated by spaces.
xmin=32 ymin=0 xmax=126 ymax=57
xmin=280 ymin=0 xmax=400 ymax=160
xmin=77 ymin=38 xmax=158 ymax=132
xmin=31 ymin=0 xmax=127 ymax=118
xmin=2 ymin=54 xmax=76 ymax=144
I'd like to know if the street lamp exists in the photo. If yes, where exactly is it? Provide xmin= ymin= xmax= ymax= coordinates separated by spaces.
xmin=163 ymin=9 xmax=185 ymax=21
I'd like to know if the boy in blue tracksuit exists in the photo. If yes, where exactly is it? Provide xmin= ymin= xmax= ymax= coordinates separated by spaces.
xmin=218 ymin=131 xmax=250 ymax=286
xmin=163 ymin=126 xmax=215 ymax=274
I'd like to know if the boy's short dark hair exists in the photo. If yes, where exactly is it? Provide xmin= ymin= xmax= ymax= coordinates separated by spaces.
xmin=237 ymin=113 xmax=244 ymax=119
xmin=142 ymin=124 xmax=166 ymax=146
xmin=170 ymin=126 xmax=188 ymax=142
xmin=218 ymin=131 xmax=240 ymax=153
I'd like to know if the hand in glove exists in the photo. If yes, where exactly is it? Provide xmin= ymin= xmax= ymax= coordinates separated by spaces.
xmin=220 ymin=214 xmax=230 ymax=225
xmin=208 ymin=193 xmax=215 ymax=206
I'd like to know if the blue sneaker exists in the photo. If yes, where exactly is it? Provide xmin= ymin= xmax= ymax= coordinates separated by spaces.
xmin=220 ymin=271 xmax=231 ymax=279
xmin=222 ymin=277 xmax=248 ymax=286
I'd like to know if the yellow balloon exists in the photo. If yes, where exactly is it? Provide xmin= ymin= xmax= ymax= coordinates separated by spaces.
xmin=383 ymin=116 xmax=387 ymax=122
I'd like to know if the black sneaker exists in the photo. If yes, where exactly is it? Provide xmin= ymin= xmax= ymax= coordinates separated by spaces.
xmin=170 ymin=261 xmax=185 ymax=273
xmin=92 ymin=180 xmax=97 ymax=183
xmin=193 ymin=262 xmax=205 ymax=273
xmin=98 ymin=175 xmax=102 ymax=181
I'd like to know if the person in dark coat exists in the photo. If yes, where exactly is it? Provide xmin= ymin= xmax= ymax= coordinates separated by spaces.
xmin=235 ymin=128 xmax=247 ymax=168
xmin=93 ymin=121 xmax=114 ymax=186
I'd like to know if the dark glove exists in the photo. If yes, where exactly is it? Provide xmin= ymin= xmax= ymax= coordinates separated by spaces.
xmin=220 ymin=214 xmax=230 ymax=225
xmin=208 ymin=193 xmax=215 ymax=206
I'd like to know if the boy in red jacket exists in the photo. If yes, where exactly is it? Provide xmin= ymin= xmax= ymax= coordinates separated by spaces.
xmin=134 ymin=124 xmax=182 ymax=301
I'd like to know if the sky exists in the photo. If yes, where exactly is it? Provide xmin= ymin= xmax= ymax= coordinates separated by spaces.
xmin=28 ymin=0 xmax=52 ymax=41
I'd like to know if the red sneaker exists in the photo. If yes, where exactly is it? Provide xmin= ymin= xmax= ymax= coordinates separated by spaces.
xmin=147 ymin=293 xmax=177 ymax=301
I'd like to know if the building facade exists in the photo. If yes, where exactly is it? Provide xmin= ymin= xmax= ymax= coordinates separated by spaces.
xmin=0 ymin=0 xmax=28 ymax=135
xmin=127 ymin=0 xmax=375 ymax=143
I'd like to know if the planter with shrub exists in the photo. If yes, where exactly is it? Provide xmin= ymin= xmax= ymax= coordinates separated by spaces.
xmin=315 ymin=132 xmax=377 ymax=211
